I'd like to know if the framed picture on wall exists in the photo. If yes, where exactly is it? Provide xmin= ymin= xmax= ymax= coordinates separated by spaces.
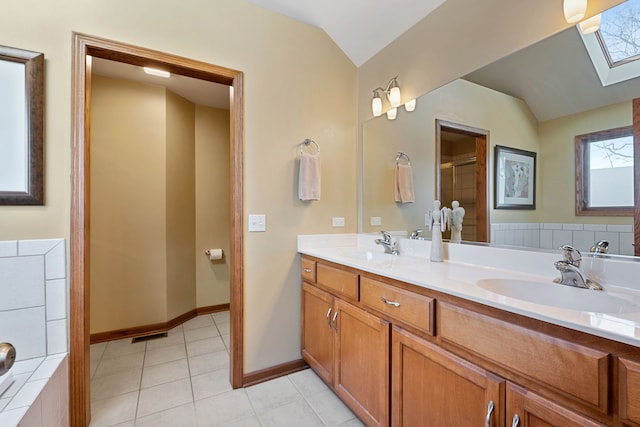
xmin=494 ymin=145 xmax=536 ymax=209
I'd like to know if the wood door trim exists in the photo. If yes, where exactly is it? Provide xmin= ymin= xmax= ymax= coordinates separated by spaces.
xmin=70 ymin=33 xmax=244 ymax=426
xmin=634 ymin=99 xmax=640 ymax=256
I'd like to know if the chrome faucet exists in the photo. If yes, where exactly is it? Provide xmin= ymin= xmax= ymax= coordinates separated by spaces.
xmin=375 ymin=231 xmax=399 ymax=255
xmin=553 ymin=245 xmax=604 ymax=291
xmin=409 ymin=229 xmax=424 ymax=240
xmin=590 ymin=240 xmax=609 ymax=255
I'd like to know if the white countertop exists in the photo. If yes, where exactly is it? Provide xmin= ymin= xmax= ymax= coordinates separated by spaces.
xmin=298 ymin=234 xmax=640 ymax=348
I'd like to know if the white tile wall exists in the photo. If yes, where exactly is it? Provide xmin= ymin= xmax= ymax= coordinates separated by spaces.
xmin=491 ymin=223 xmax=636 ymax=256
xmin=0 ymin=238 xmax=69 ymax=427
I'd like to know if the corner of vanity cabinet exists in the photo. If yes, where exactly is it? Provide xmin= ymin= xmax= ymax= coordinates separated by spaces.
xmin=616 ymin=355 xmax=640 ymax=425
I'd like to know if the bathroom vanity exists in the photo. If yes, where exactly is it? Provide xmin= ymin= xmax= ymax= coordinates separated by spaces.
xmin=298 ymin=234 xmax=640 ymax=427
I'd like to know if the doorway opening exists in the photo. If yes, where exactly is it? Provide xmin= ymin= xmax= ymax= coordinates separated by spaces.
xmin=70 ymin=33 xmax=244 ymax=426
xmin=436 ymin=119 xmax=489 ymax=242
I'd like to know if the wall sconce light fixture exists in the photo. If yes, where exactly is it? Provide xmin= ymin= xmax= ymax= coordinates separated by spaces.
xmin=563 ymin=0 xmax=587 ymax=23
xmin=371 ymin=76 xmax=401 ymax=117
xmin=386 ymin=108 xmax=398 ymax=120
xmin=404 ymin=99 xmax=417 ymax=112
xmin=579 ymin=13 xmax=601 ymax=34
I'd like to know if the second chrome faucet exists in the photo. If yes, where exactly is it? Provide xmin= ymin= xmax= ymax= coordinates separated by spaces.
xmin=553 ymin=245 xmax=603 ymax=291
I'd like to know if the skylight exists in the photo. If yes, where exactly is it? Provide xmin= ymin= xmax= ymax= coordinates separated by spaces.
xmin=579 ymin=0 xmax=640 ymax=86
xmin=598 ymin=0 xmax=640 ymax=65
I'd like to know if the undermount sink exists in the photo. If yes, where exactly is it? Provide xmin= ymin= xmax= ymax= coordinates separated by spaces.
xmin=341 ymin=249 xmax=389 ymax=261
xmin=476 ymin=278 xmax=640 ymax=314
xmin=340 ymin=250 xmax=415 ymax=268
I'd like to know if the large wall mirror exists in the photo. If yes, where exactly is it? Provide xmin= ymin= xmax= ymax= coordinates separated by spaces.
xmin=361 ymin=24 xmax=640 ymax=256
xmin=0 ymin=45 xmax=44 ymax=205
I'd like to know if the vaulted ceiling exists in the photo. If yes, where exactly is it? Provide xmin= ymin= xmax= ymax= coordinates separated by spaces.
xmin=245 ymin=0 xmax=446 ymax=66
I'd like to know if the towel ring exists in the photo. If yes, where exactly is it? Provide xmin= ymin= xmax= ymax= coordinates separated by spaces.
xmin=300 ymin=138 xmax=320 ymax=155
xmin=396 ymin=151 xmax=411 ymax=165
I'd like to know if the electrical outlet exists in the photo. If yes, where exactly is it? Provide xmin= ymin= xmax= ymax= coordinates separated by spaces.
xmin=248 ymin=214 xmax=266 ymax=232
xmin=332 ymin=217 xmax=345 ymax=227
xmin=370 ymin=216 xmax=382 ymax=226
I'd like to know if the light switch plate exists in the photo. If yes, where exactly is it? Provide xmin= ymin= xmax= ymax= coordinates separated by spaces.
xmin=248 ymin=214 xmax=266 ymax=232
xmin=332 ymin=217 xmax=345 ymax=227
xmin=370 ymin=216 xmax=382 ymax=226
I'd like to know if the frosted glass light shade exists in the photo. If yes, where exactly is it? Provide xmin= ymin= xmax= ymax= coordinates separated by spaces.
xmin=388 ymin=86 xmax=401 ymax=108
xmin=563 ymin=0 xmax=587 ymax=23
xmin=404 ymin=99 xmax=416 ymax=112
xmin=386 ymin=107 xmax=397 ymax=120
xmin=372 ymin=96 xmax=382 ymax=117
xmin=579 ymin=14 xmax=601 ymax=34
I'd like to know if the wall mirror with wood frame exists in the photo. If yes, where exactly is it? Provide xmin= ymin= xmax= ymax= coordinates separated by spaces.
xmin=360 ymin=26 xmax=640 ymax=256
xmin=0 ymin=45 xmax=44 ymax=205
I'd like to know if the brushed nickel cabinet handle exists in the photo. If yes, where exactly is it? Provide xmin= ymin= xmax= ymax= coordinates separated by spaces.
xmin=485 ymin=401 xmax=494 ymax=427
xmin=331 ymin=311 xmax=339 ymax=331
xmin=325 ymin=308 xmax=332 ymax=328
xmin=303 ymin=268 xmax=313 ymax=273
xmin=511 ymin=414 xmax=520 ymax=427
xmin=380 ymin=297 xmax=400 ymax=307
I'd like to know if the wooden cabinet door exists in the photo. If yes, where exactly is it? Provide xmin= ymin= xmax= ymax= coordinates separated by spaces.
xmin=619 ymin=357 xmax=640 ymax=425
xmin=334 ymin=298 xmax=390 ymax=427
xmin=392 ymin=326 xmax=505 ymax=427
xmin=301 ymin=283 xmax=334 ymax=385
xmin=506 ymin=383 xmax=606 ymax=427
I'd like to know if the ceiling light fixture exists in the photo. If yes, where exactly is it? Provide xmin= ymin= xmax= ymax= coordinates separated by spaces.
xmin=579 ymin=13 xmax=601 ymax=34
xmin=563 ymin=0 xmax=587 ymax=23
xmin=371 ymin=76 xmax=402 ymax=117
xmin=143 ymin=67 xmax=171 ymax=78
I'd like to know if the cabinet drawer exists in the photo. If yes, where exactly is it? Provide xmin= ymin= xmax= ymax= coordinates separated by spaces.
xmin=361 ymin=277 xmax=434 ymax=335
xmin=618 ymin=357 xmax=640 ymax=424
xmin=316 ymin=263 xmax=359 ymax=300
xmin=301 ymin=258 xmax=316 ymax=283
xmin=438 ymin=302 xmax=609 ymax=412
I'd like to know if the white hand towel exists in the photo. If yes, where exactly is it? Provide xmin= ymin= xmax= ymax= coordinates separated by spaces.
xmin=394 ymin=164 xmax=415 ymax=203
xmin=299 ymin=152 xmax=321 ymax=201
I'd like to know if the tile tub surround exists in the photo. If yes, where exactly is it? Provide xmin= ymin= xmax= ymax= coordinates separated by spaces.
xmin=0 ymin=355 xmax=69 ymax=426
xmin=0 ymin=239 xmax=68 ymax=426
xmin=491 ymin=222 xmax=635 ymax=256
xmin=298 ymin=233 xmax=640 ymax=347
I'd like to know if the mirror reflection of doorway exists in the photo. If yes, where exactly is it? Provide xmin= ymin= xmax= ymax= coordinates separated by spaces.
xmin=436 ymin=120 xmax=489 ymax=242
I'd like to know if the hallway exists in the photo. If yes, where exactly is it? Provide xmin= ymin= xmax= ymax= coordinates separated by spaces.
xmin=89 ymin=312 xmax=362 ymax=426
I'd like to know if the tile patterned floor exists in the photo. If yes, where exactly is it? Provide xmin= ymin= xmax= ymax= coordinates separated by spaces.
xmin=89 ymin=312 xmax=363 ymax=427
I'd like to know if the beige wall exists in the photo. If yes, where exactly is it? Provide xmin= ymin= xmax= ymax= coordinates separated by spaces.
xmin=166 ymin=90 xmax=197 ymax=321
xmin=539 ymin=100 xmax=633 ymax=224
xmin=195 ymin=106 xmax=231 ymax=307
xmin=90 ymin=75 xmax=168 ymax=333
xmin=91 ymin=77 xmax=218 ymax=333
xmin=0 ymin=0 xmax=356 ymax=372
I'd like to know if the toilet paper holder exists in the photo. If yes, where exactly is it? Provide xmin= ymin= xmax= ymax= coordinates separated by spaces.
xmin=204 ymin=249 xmax=222 ymax=256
